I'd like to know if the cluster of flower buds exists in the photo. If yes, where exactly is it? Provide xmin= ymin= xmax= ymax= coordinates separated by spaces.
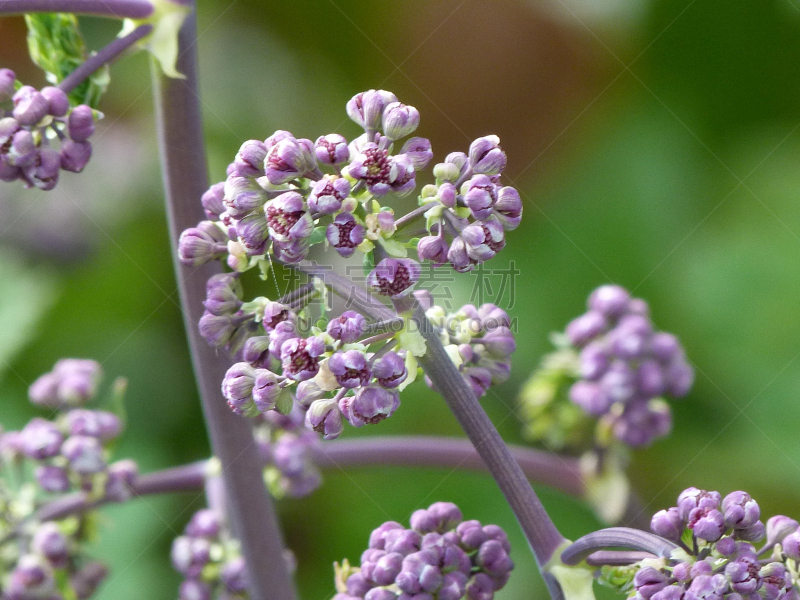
xmin=415 ymin=135 xmax=521 ymax=272
xmin=424 ymin=303 xmax=516 ymax=398
xmin=2 ymin=522 xmax=107 ymax=600
xmin=603 ymin=488 xmax=800 ymax=600
xmin=0 ymin=359 xmax=136 ymax=498
xmin=334 ymin=502 xmax=513 ymax=600
xmin=519 ymin=285 xmax=693 ymax=450
xmin=171 ymin=508 xmax=250 ymax=600
xmin=0 ymin=69 xmax=97 ymax=191
xmin=254 ymin=401 xmax=322 ymax=498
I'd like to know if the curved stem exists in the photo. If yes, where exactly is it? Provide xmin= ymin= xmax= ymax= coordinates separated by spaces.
xmin=394 ymin=202 xmax=439 ymax=233
xmin=58 ymin=24 xmax=152 ymax=94
xmin=560 ymin=527 xmax=678 ymax=566
xmin=0 ymin=0 xmax=154 ymax=18
xmin=152 ymin=5 xmax=295 ymax=599
xmin=585 ymin=550 xmax=656 ymax=567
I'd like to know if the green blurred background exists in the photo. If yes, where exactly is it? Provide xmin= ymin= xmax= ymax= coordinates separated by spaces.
xmin=3 ymin=0 xmax=800 ymax=597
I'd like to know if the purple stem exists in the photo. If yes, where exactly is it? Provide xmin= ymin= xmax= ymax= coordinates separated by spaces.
xmin=560 ymin=527 xmax=678 ymax=566
xmin=58 ymin=24 xmax=152 ymax=94
xmin=151 ymin=5 xmax=295 ymax=600
xmin=394 ymin=201 xmax=440 ymax=232
xmin=585 ymin=550 xmax=656 ymax=567
xmin=0 ymin=0 xmax=154 ymax=18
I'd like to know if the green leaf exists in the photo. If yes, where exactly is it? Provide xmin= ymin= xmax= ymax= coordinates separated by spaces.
xmin=308 ymin=226 xmax=327 ymax=246
xmin=362 ymin=250 xmax=375 ymax=278
xmin=121 ymin=0 xmax=190 ymax=79
xmin=25 ymin=13 xmax=109 ymax=108
xmin=545 ymin=542 xmax=598 ymax=600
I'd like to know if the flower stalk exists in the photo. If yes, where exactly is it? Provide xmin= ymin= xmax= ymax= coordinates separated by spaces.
xmin=0 ymin=0 xmax=154 ymax=18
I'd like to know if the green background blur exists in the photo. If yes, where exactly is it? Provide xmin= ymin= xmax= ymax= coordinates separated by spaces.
xmin=2 ymin=0 xmax=800 ymax=598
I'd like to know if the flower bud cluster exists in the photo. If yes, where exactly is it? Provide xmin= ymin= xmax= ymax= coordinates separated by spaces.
xmin=171 ymin=509 xmax=250 ymax=600
xmin=604 ymin=488 xmax=800 ymax=600
xmin=416 ymin=135 xmax=521 ymax=272
xmin=519 ymin=285 xmax=693 ymax=450
xmin=0 ymin=69 xmax=98 ymax=191
xmin=424 ymin=303 xmax=515 ymax=399
xmin=334 ymin=502 xmax=514 ymax=600
xmin=0 ymin=359 xmax=135 ymax=498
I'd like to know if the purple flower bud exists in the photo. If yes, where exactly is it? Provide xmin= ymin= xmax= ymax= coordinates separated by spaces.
xmin=462 ymin=217 xmax=506 ymax=261
xmin=36 ymin=465 xmax=70 ymax=493
xmin=306 ymin=399 xmax=344 ymax=439
xmin=347 ymin=143 xmax=416 ymax=197
xmin=0 ymin=68 xmax=15 ymax=102
xmin=480 ymin=326 xmax=516 ymax=359
xmin=369 ymin=521 xmax=405 ymax=550
xmin=236 ymin=212 xmax=270 ymax=255
xmin=264 ymin=129 xmax=295 ymax=149
xmin=417 ymin=234 xmax=449 ymax=265
xmin=650 ymin=507 xmax=684 ymax=541
xmin=340 ymin=385 xmax=400 ymax=427
xmin=179 ymin=221 xmax=228 ymax=266
xmin=67 ymin=105 xmax=95 ymax=142
xmin=268 ymin=320 xmax=297 ymax=355
xmin=13 ymin=86 xmax=49 ymax=126
xmin=199 ymin=311 xmax=238 ymax=347
xmin=672 ymin=562 xmax=692 ymax=582
xmin=221 ymin=557 xmax=249 ymax=593
xmin=608 ymin=314 xmax=652 ymax=359
xmin=569 ymin=381 xmax=611 ymax=416
xmin=678 ymin=488 xmax=722 ymax=521
xmin=224 ymin=176 xmax=268 ymax=218
xmin=599 ymin=360 xmax=637 ymax=403
xmin=265 ymin=137 xmax=316 ymax=184
xmin=580 ymin=341 xmax=609 ymax=380
xmin=347 ymin=90 xmax=398 ymax=131
xmin=171 ymin=536 xmax=211 ymax=577
xmin=466 ymin=572 xmax=495 ymax=600
xmin=186 ymin=509 xmax=221 ymax=539
xmin=588 ymin=285 xmax=631 ymax=318
xmin=464 ymin=175 xmax=498 ymax=221
xmin=72 ymin=562 xmax=108 ymax=600
xmin=760 ymin=563 xmax=791 ymax=600
xmin=253 ymin=369 xmax=281 ymax=412
xmin=716 ymin=536 xmax=737 ymax=556
xmin=689 ymin=507 xmax=726 ymax=542
xmin=766 ymin=516 xmax=798 ymax=547
xmin=782 ymin=530 xmax=800 ymax=560
xmin=448 ymin=236 xmax=473 ymax=272
xmin=62 ymin=435 xmax=105 ymax=474
xmin=469 ymin=136 xmax=507 ymax=176
xmin=566 ymin=311 xmax=607 ymax=347
xmin=0 ymin=155 xmax=20 ymax=182
xmin=179 ymin=579 xmax=211 ymax=600
xmin=308 ymin=175 xmax=350 ymax=214
xmin=281 ymin=336 xmax=325 ymax=381
xmin=9 ymin=129 xmax=36 ymax=167
xmin=614 ymin=400 xmax=671 ymax=447
xmin=32 ymin=523 xmax=69 ymax=568
xmin=21 ymin=418 xmax=63 ymax=459
xmin=492 ymin=187 xmax=523 ymax=230
xmin=326 ymin=212 xmax=366 ymax=258
xmin=234 ymin=139 xmax=267 ymax=177
xmin=204 ymin=273 xmax=242 ymax=316
xmin=665 ymin=356 xmax=694 ymax=397
xmin=477 ymin=540 xmax=514 ymax=577
xmin=723 ymin=491 xmax=761 ymax=530
xmin=464 ymin=367 xmax=493 ymax=398
xmin=634 ymin=567 xmax=670 ymax=599
xmin=222 ymin=362 xmax=257 ymax=414
xmin=327 ymin=311 xmax=367 ymax=343
xmin=735 ymin=521 xmax=765 ymax=542
xmin=726 ymin=558 xmax=762 ymax=594
xmin=315 ymin=133 xmax=350 ymax=165
xmin=53 ymin=358 xmax=102 ymax=404
xmin=328 ymin=350 xmax=371 ymax=389
xmin=66 ymin=409 xmax=122 ymax=441
xmin=401 ymin=137 xmax=434 ymax=170
xmin=372 ymin=552 xmax=404 ymax=585
xmin=201 ymin=182 xmax=226 ymax=220
xmin=29 ymin=145 xmax=61 ymax=191
xmin=650 ymin=332 xmax=681 ymax=362
xmin=368 ymin=258 xmax=421 ymax=298
xmin=60 ymin=139 xmax=92 ymax=172
xmin=105 ymin=459 xmax=138 ymax=501
xmin=382 ymin=102 xmax=420 ymax=140
xmin=7 ymin=555 xmax=55 ymax=599
xmin=40 ymin=86 xmax=69 ymax=117
xmin=638 ymin=359 xmax=666 ymax=397
xmin=373 ymin=351 xmax=408 ymax=388
xmin=266 ymin=191 xmax=313 ymax=241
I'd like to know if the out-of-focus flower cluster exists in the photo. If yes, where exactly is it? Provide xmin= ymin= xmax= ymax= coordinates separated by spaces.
xmin=0 ymin=69 xmax=97 ymax=191
xmin=172 ymin=508 xmax=250 ymax=600
xmin=334 ymin=502 xmax=514 ymax=600
xmin=424 ymin=303 xmax=515 ymax=399
xmin=520 ymin=285 xmax=693 ymax=451
xmin=0 ymin=359 xmax=134 ymax=600
xmin=601 ymin=488 xmax=800 ymax=600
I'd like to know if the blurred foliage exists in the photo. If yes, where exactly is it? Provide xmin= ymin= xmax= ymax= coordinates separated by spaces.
xmin=3 ymin=0 xmax=800 ymax=599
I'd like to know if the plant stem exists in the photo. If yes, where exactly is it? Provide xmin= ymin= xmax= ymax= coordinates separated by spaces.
xmin=151 ymin=5 xmax=295 ymax=599
xmin=560 ymin=527 xmax=678 ymax=566
xmin=58 ymin=24 xmax=152 ymax=94
xmin=394 ymin=201 xmax=439 ymax=232
xmin=585 ymin=550 xmax=656 ymax=567
xmin=0 ymin=0 xmax=154 ymax=18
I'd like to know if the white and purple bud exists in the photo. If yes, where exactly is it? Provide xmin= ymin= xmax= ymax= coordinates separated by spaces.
xmin=477 ymin=539 xmax=514 ymax=578
xmin=236 ymin=212 xmax=270 ymax=255
xmin=29 ymin=145 xmax=61 ymax=191
xmin=726 ymin=557 xmax=762 ymax=594
xmin=203 ymin=273 xmax=242 ymax=316
xmin=201 ymin=182 xmax=226 ymax=220
xmin=171 ymin=536 xmax=211 ymax=578
xmin=327 ymin=310 xmax=367 ymax=343
xmin=735 ymin=521 xmax=765 ymax=542
xmin=688 ymin=507 xmax=726 ymax=542
xmin=494 ymin=186 xmax=523 ymax=230
xmin=650 ymin=507 xmax=684 ymax=541
xmin=678 ymin=488 xmax=722 ymax=521
xmin=60 ymin=139 xmax=92 ymax=172
xmin=401 ymin=137 xmax=434 ymax=170
xmin=382 ymin=102 xmax=420 ymax=140
xmin=62 ymin=435 xmax=106 ymax=474
xmin=373 ymin=351 xmax=408 ymax=388
xmin=234 ymin=139 xmax=267 ymax=177
xmin=242 ymin=335 xmax=271 ymax=368
xmin=281 ymin=336 xmax=325 ymax=381
xmin=53 ymin=358 xmax=102 ymax=404
xmin=296 ymin=380 xmax=326 ymax=407
xmin=462 ymin=217 xmax=506 ymax=261
xmin=222 ymin=362 xmax=257 ymax=414
xmin=448 ymin=237 xmax=474 ymax=272
xmin=178 ymin=221 xmax=228 ymax=266
xmin=766 ymin=515 xmax=798 ymax=547
xmin=599 ymin=360 xmax=637 ymax=403
xmin=569 ymin=381 xmax=612 ymax=416
xmin=35 ymin=465 xmax=70 ymax=493
xmin=723 ymin=491 xmax=761 ymax=530
xmin=199 ymin=311 xmax=240 ymax=347
xmin=265 ymin=136 xmax=316 ymax=184
xmin=464 ymin=175 xmax=498 ymax=221
xmin=566 ymin=311 xmax=607 ymax=347
xmin=21 ymin=418 xmax=63 ymax=459
xmin=340 ymin=385 xmax=400 ymax=427
xmin=264 ymin=129 xmax=296 ymax=149
xmin=305 ymin=399 xmax=344 ymax=439
xmin=464 ymin=367 xmax=493 ymax=398
xmin=614 ymin=400 xmax=671 ymax=447
xmin=253 ymin=369 xmax=281 ymax=412
xmin=186 ymin=509 xmax=221 ymax=539
xmin=7 ymin=555 xmax=55 ymax=599
xmin=418 ymin=234 xmax=449 ymax=265
xmin=67 ymin=105 xmax=95 ymax=142
xmin=0 ymin=68 xmax=15 ymax=101
xmin=179 ymin=579 xmax=211 ymax=600
xmin=221 ymin=557 xmax=249 ymax=593
xmin=308 ymin=175 xmax=350 ymax=214
xmin=268 ymin=320 xmax=297 ymax=355
xmin=8 ymin=129 xmax=36 ymax=167
xmin=480 ymin=326 xmax=516 ymax=358
xmin=367 ymin=258 xmax=421 ymax=298
xmin=760 ymin=563 xmax=792 ymax=600
xmin=665 ymin=356 xmax=694 ymax=398
xmin=650 ymin=332 xmax=682 ymax=362
xmin=40 ymin=86 xmax=69 ymax=117
xmin=274 ymin=237 xmax=311 ymax=264
xmin=13 ymin=86 xmax=48 ymax=126
xmin=469 ymin=135 xmax=507 ymax=176
xmin=266 ymin=191 xmax=313 ymax=242
xmin=634 ymin=567 xmax=670 ymax=599
xmin=315 ymin=133 xmax=350 ymax=165
xmin=588 ymin=285 xmax=631 ymax=317
xmin=347 ymin=89 xmax=398 ymax=131
xmin=638 ymin=359 xmax=666 ymax=397
xmin=328 ymin=350 xmax=371 ymax=389
xmin=32 ymin=523 xmax=69 ymax=568
xmin=105 ymin=459 xmax=138 ymax=501
xmin=411 ymin=502 xmax=463 ymax=533
xmin=608 ymin=314 xmax=652 ymax=359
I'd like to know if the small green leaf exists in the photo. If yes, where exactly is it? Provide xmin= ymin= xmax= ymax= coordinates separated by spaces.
xmin=25 ymin=13 xmax=109 ymax=108
xmin=363 ymin=250 xmax=375 ymax=278
xmin=275 ymin=388 xmax=294 ymax=415
xmin=308 ymin=226 xmax=327 ymax=246
xmin=121 ymin=0 xmax=191 ymax=79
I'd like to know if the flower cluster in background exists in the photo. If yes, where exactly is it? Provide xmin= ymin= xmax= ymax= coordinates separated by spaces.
xmin=0 ymin=69 xmax=97 ymax=191
xmin=602 ymin=488 xmax=800 ymax=600
xmin=171 ymin=508 xmax=250 ymax=600
xmin=519 ymin=285 xmax=693 ymax=451
xmin=334 ymin=502 xmax=514 ymax=600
